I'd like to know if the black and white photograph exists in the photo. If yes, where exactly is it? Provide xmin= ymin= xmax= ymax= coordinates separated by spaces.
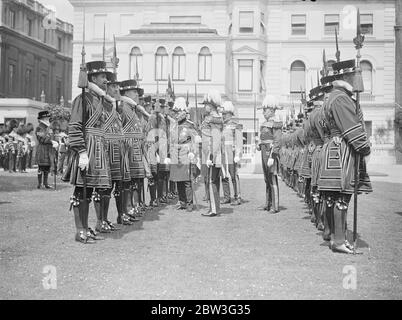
xmin=0 ymin=0 xmax=401 ymax=302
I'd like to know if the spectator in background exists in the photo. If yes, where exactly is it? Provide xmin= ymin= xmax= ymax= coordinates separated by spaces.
xmin=36 ymin=111 xmax=58 ymax=189
xmin=16 ymin=124 xmax=28 ymax=173
xmin=25 ymin=123 xmax=35 ymax=169
xmin=7 ymin=119 xmax=19 ymax=173
xmin=57 ymin=129 xmax=69 ymax=175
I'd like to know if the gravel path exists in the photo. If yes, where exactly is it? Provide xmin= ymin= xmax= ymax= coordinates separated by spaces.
xmin=0 ymin=171 xmax=401 ymax=299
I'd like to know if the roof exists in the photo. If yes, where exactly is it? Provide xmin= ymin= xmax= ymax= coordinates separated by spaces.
xmin=0 ymin=99 xmax=47 ymax=110
xmin=129 ymin=23 xmax=218 ymax=35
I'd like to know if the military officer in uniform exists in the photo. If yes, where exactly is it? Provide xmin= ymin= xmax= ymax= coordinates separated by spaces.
xmin=169 ymin=97 xmax=200 ymax=212
xmin=221 ymin=100 xmax=243 ymax=206
xmin=256 ymin=95 xmax=282 ymax=213
xmin=201 ymin=89 xmax=224 ymax=217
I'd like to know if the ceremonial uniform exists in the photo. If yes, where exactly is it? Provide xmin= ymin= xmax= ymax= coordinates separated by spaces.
xmin=258 ymin=119 xmax=282 ymax=212
xmin=202 ymin=114 xmax=224 ymax=215
xmin=119 ymin=83 xmax=149 ymax=219
xmin=317 ymin=70 xmax=372 ymax=253
xmin=221 ymin=101 xmax=243 ymax=206
xmin=169 ymin=109 xmax=200 ymax=211
xmin=62 ymin=60 xmax=112 ymax=243
xmin=35 ymin=114 xmax=55 ymax=188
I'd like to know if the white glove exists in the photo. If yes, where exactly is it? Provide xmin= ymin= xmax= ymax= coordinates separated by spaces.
xmin=30 ymin=141 xmax=36 ymax=147
xmin=78 ymin=152 xmax=89 ymax=171
xmin=206 ymin=159 xmax=213 ymax=168
xmin=52 ymin=141 xmax=59 ymax=149
xmin=234 ymin=156 xmax=240 ymax=163
xmin=194 ymin=135 xmax=202 ymax=144
xmin=267 ymin=158 xmax=274 ymax=168
xmin=188 ymin=152 xmax=195 ymax=161
xmin=164 ymin=157 xmax=171 ymax=165
xmin=156 ymin=154 xmax=160 ymax=164
xmin=364 ymin=154 xmax=371 ymax=165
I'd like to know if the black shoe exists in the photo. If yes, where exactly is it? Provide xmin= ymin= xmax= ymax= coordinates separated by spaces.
xmin=258 ymin=205 xmax=270 ymax=211
xmin=87 ymin=228 xmax=105 ymax=240
xmin=122 ymin=214 xmax=134 ymax=225
xmin=230 ymin=198 xmax=242 ymax=206
xmin=149 ymin=200 xmax=158 ymax=207
xmin=37 ymin=185 xmax=41 ymax=189
xmin=268 ymin=209 xmax=279 ymax=214
xmin=44 ymin=184 xmax=52 ymax=189
xmin=201 ymin=211 xmax=217 ymax=217
xmin=106 ymin=220 xmax=121 ymax=231
xmin=220 ymin=199 xmax=231 ymax=205
xmin=75 ymin=231 xmax=95 ymax=244
xmin=159 ymin=196 xmax=167 ymax=204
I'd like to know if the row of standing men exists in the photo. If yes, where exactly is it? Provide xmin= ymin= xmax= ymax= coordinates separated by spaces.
xmin=61 ymin=60 xmax=246 ymax=244
xmin=277 ymin=57 xmax=372 ymax=254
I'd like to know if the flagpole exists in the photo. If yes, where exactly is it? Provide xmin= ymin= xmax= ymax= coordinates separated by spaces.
xmin=352 ymin=8 xmax=365 ymax=255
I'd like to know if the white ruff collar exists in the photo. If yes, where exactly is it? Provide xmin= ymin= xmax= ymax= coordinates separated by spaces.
xmin=332 ymin=80 xmax=354 ymax=94
xmin=87 ymin=82 xmax=106 ymax=97
xmin=120 ymin=95 xmax=137 ymax=106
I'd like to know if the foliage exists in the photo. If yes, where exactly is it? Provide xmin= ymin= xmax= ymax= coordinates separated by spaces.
xmin=44 ymin=104 xmax=71 ymax=122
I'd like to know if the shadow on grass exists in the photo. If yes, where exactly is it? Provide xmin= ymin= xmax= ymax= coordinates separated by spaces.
xmin=395 ymin=211 xmax=402 ymax=216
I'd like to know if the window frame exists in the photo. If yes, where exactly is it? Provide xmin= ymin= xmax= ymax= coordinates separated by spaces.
xmin=360 ymin=13 xmax=373 ymax=35
xmin=9 ymin=9 xmax=16 ymax=29
xmin=238 ymin=59 xmax=253 ymax=92
xmin=360 ymin=60 xmax=373 ymax=94
xmin=8 ymin=63 xmax=16 ymax=93
xmin=290 ymin=60 xmax=306 ymax=93
xmin=130 ymin=47 xmax=143 ymax=81
xmin=239 ymin=11 xmax=254 ymax=33
xmin=172 ymin=47 xmax=186 ymax=81
xmin=198 ymin=47 xmax=212 ymax=81
xmin=324 ymin=14 xmax=340 ymax=36
xmin=291 ymin=14 xmax=306 ymax=35
xmin=155 ymin=47 xmax=168 ymax=81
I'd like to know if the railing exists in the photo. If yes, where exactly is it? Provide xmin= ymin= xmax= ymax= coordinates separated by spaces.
xmin=360 ymin=93 xmax=375 ymax=102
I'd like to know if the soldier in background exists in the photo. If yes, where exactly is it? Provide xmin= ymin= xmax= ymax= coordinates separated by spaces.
xmin=169 ymin=97 xmax=200 ymax=212
xmin=256 ymin=95 xmax=282 ymax=214
xmin=201 ymin=89 xmax=224 ymax=217
xmin=36 ymin=112 xmax=58 ymax=188
xmin=221 ymin=100 xmax=243 ymax=206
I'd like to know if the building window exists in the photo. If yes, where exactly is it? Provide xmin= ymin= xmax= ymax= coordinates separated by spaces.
xmin=361 ymin=60 xmax=373 ymax=93
xmin=28 ymin=18 xmax=33 ymax=36
xmin=57 ymin=37 xmax=62 ymax=51
xmin=172 ymin=47 xmax=185 ymax=81
xmin=9 ymin=10 xmax=16 ymax=29
xmin=8 ymin=64 xmax=16 ymax=92
xmin=238 ymin=59 xmax=253 ymax=92
xmin=93 ymin=14 xmax=107 ymax=39
xmin=169 ymin=16 xmax=201 ymax=24
xmin=41 ymin=73 xmax=47 ymax=95
xmin=198 ymin=46 xmax=212 ymax=81
xmin=239 ymin=11 xmax=254 ymax=33
xmin=361 ymin=14 xmax=373 ymax=35
xmin=291 ymin=15 xmax=306 ymax=35
xmin=324 ymin=14 xmax=339 ymax=35
xmin=43 ymin=29 xmax=47 ymax=43
xmin=56 ymin=80 xmax=62 ymax=103
xmin=130 ymin=47 xmax=142 ymax=80
xmin=25 ymin=68 xmax=32 ymax=97
xmin=290 ymin=60 xmax=305 ymax=93
xmin=155 ymin=46 xmax=168 ymax=81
